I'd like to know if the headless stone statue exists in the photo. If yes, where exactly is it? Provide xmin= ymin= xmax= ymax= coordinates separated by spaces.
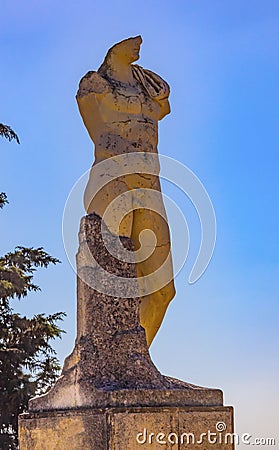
xmin=19 ymin=39 xmax=231 ymax=449
xmin=76 ymin=35 xmax=175 ymax=346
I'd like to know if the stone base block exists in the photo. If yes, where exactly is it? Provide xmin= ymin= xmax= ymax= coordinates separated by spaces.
xmin=19 ymin=405 xmax=234 ymax=449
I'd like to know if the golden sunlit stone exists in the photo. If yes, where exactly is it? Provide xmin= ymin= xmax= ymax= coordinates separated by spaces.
xmin=77 ymin=36 xmax=175 ymax=347
xmin=19 ymin=406 xmax=234 ymax=449
xmin=18 ymin=36 xmax=235 ymax=450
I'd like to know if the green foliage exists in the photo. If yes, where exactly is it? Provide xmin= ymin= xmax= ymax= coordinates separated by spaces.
xmin=0 ymin=247 xmax=65 ymax=449
xmin=0 ymin=193 xmax=8 ymax=209
xmin=1 ymin=123 xmax=65 ymax=449
xmin=0 ymin=247 xmax=60 ymax=305
xmin=0 ymin=122 xmax=18 ymax=211
xmin=0 ymin=124 xmax=20 ymax=144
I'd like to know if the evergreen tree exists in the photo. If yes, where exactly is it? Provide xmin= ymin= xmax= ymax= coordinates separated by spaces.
xmin=0 ymin=124 xmax=65 ymax=449
xmin=0 ymin=123 xmax=19 ymax=211
xmin=0 ymin=124 xmax=20 ymax=144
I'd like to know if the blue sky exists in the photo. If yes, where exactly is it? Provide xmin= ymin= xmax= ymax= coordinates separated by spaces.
xmin=1 ymin=0 xmax=279 ymax=445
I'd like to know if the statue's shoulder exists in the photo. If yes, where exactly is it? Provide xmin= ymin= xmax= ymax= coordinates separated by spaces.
xmin=76 ymin=71 xmax=110 ymax=99
xmin=132 ymin=64 xmax=170 ymax=100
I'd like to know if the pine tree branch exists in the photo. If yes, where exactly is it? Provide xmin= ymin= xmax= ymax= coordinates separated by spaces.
xmin=0 ymin=192 xmax=8 ymax=209
xmin=0 ymin=123 xmax=20 ymax=144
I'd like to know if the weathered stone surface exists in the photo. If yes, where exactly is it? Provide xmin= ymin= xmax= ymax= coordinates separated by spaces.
xmin=28 ymin=214 xmax=223 ymax=412
xmin=19 ymin=36 xmax=235 ymax=450
xmin=77 ymin=35 xmax=175 ymax=346
xmin=19 ymin=406 xmax=234 ymax=450
xmin=19 ymin=410 xmax=106 ymax=450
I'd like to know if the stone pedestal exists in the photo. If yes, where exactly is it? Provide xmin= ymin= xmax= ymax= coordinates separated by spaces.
xmin=18 ymin=214 xmax=235 ymax=449
xmin=19 ymin=406 xmax=234 ymax=449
